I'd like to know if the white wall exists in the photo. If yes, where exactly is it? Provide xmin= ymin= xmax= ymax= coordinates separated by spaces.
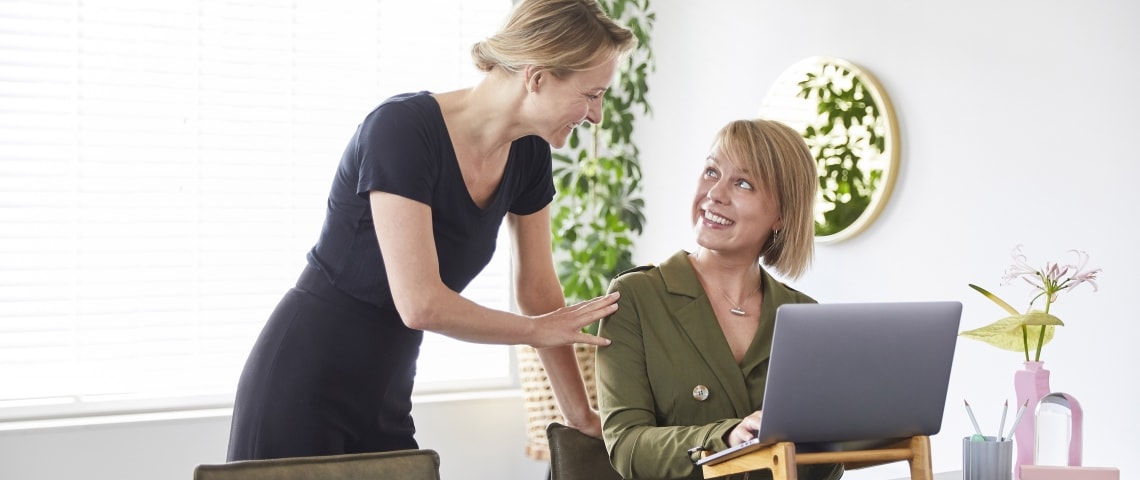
xmin=636 ymin=0 xmax=1138 ymax=477
xmin=2 ymin=2 xmax=1136 ymax=479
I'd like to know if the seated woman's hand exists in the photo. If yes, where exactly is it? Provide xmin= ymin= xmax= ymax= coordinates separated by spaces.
xmin=727 ymin=410 xmax=764 ymax=447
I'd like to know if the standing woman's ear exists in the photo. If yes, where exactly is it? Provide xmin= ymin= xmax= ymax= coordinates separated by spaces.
xmin=524 ymin=65 xmax=542 ymax=94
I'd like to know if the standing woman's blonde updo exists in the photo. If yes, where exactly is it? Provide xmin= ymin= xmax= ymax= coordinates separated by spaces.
xmin=471 ymin=0 xmax=637 ymax=77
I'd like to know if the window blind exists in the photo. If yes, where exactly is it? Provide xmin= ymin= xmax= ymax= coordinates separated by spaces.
xmin=0 ymin=0 xmax=513 ymax=420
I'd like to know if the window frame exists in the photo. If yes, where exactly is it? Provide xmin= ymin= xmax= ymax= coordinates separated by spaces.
xmin=0 ymin=0 xmax=518 ymax=423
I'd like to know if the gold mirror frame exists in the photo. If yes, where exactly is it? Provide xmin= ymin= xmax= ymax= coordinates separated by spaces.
xmin=759 ymin=57 xmax=900 ymax=243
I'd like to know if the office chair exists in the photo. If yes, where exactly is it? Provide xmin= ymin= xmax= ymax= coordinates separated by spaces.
xmin=546 ymin=422 xmax=623 ymax=480
xmin=193 ymin=449 xmax=441 ymax=480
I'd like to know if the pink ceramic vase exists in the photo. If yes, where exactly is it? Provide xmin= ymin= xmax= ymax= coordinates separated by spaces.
xmin=1012 ymin=361 xmax=1051 ymax=480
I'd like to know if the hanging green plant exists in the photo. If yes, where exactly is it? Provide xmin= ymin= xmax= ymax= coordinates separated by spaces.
xmin=551 ymin=0 xmax=655 ymax=333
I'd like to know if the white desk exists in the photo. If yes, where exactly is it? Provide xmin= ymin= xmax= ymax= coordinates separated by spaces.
xmin=887 ymin=471 xmax=961 ymax=480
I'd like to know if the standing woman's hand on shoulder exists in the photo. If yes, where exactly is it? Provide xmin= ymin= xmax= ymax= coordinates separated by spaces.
xmin=525 ymin=293 xmax=619 ymax=348
xmin=508 ymin=206 xmax=619 ymax=348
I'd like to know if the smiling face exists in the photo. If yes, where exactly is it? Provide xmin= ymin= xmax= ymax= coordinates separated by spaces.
xmin=691 ymin=153 xmax=782 ymax=259
xmin=524 ymin=57 xmax=617 ymax=148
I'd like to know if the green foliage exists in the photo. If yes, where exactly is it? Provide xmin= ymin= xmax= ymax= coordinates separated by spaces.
xmin=551 ymin=0 xmax=654 ymax=332
xmin=797 ymin=64 xmax=886 ymax=236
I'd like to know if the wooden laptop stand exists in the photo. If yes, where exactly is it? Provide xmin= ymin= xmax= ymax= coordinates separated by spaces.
xmin=701 ymin=436 xmax=933 ymax=480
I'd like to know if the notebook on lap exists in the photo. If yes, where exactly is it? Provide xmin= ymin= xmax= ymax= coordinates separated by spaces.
xmin=697 ymin=301 xmax=963 ymax=466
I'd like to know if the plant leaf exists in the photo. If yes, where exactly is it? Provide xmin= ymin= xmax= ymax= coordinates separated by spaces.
xmin=968 ymin=284 xmax=1020 ymax=315
xmin=959 ymin=314 xmax=1060 ymax=352
xmin=1018 ymin=312 xmax=1064 ymax=326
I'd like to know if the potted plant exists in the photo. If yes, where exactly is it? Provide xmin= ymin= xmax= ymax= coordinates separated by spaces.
xmin=516 ymin=0 xmax=655 ymax=461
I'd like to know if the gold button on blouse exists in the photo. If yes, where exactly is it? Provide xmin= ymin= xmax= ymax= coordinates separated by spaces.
xmin=692 ymin=384 xmax=709 ymax=401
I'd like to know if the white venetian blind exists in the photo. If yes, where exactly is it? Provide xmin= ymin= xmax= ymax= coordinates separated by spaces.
xmin=0 ymin=0 xmax=513 ymax=421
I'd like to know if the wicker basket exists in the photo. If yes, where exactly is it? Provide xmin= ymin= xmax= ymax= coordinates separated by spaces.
xmin=516 ymin=344 xmax=599 ymax=461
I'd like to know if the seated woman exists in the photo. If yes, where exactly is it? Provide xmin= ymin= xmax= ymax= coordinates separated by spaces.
xmin=596 ymin=119 xmax=842 ymax=480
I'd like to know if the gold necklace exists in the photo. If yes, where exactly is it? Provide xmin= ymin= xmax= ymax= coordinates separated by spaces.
xmin=715 ymin=284 xmax=761 ymax=316
xmin=692 ymin=252 xmax=761 ymax=316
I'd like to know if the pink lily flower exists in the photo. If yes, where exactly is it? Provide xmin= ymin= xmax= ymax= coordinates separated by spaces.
xmin=963 ymin=245 xmax=1102 ymax=362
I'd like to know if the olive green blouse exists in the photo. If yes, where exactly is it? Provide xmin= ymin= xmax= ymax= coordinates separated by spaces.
xmin=596 ymin=250 xmax=842 ymax=480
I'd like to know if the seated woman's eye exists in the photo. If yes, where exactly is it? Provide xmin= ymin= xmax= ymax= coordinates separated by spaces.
xmin=737 ymin=180 xmax=754 ymax=190
xmin=703 ymin=167 xmax=719 ymax=178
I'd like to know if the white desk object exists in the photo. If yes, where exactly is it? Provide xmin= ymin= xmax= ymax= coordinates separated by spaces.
xmin=888 ymin=472 xmax=960 ymax=480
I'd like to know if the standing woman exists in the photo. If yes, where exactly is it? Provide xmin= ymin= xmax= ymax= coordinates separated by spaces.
xmin=596 ymin=119 xmax=843 ymax=479
xmin=227 ymin=0 xmax=636 ymax=461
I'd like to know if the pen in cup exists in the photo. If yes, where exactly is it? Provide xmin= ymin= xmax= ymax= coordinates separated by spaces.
xmin=964 ymin=400 xmax=985 ymax=441
xmin=997 ymin=399 xmax=1008 ymax=441
xmin=1005 ymin=399 xmax=1029 ymax=440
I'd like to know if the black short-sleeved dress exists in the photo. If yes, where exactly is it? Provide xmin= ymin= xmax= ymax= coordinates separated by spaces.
xmin=227 ymin=92 xmax=555 ymax=461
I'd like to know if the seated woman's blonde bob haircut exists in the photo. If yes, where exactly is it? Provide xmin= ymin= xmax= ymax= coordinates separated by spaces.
xmin=710 ymin=119 xmax=818 ymax=280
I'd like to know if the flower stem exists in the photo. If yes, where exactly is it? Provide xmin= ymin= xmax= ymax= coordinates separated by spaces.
xmin=1035 ymin=296 xmax=1053 ymax=362
xmin=1034 ymin=326 xmax=1045 ymax=362
xmin=1021 ymin=324 xmax=1030 ymax=362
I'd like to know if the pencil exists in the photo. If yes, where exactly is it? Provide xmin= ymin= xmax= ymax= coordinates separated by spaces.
xmin=997 ymin=399 xmax=1009 ymax=441
xmin=998 ymin=399 xmax=1007 ymax=440
xmin=964 ymin=400 xmax=984 ymax=438
xmin=1005 ymin=399 xmax=1030 ymax=440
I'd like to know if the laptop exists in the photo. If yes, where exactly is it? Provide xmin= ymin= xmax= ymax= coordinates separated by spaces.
xmin=697 ymin=301 xmax=962 ymax=466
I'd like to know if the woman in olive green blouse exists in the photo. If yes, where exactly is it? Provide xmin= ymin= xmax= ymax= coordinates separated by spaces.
xmin=596 ymin=119 xmax=843 ymax=480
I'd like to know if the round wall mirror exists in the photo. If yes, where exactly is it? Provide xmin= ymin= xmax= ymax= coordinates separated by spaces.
xmin=758 ymin=57 xmax=900 ymax=243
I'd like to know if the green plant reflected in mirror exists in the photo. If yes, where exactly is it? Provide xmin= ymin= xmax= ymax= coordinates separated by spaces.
xmin=758 ymin=57 xmax=900 ymax=243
